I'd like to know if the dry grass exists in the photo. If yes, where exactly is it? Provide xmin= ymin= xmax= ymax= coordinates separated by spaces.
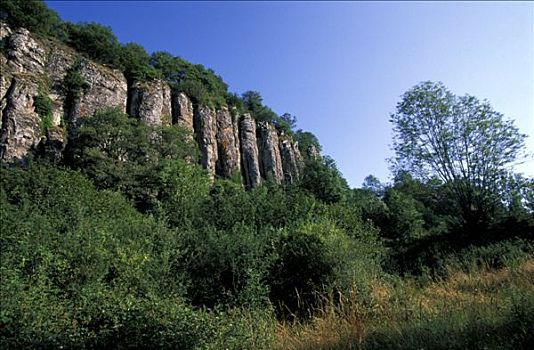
xmin=274 ymin=259 xmax=534 ymax=350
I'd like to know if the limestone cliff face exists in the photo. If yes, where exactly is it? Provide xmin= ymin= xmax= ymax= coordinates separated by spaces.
xmin=172 ymin=92 xmax=194 ymax=132
xmin=257 ymin=121 xmax=284 ymax=183
xmin=0 ymin=76 xmax=41 ymax=161
xmin=0 ymin=22 xmax=309 ymax=187
xmin=239 ymin=114 xmax=261 ymax=188
xmin=194 ymin=105 xmax=218 ymax=178
xmin=4 ymin=27 xmax=46 ymax=75
xmin=0 ymin=27 xmax=46 ymax=161
xmin=128 ymin=80 xmax=171 ymax=126
xmin=216 ymin=107 xmax=240 ymax=178
xmin=0 ymin=24 xmax=127 ymax=162
xmin=280 ymin=138 xmax=303 ymax=184
xmin=76 ymin=61 xmax=127 ymax=121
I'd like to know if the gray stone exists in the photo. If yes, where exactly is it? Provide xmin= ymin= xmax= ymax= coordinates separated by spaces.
xmin=194 ymin=105 xmax=218 ymax=178
xmin=280 ymin=137 xmax=304 ymax=184
xmin=0 ymin=76 xmax=40 ymax=162
xmin=257 ymin=121 xmax=284 ymax=183
xmin=239 ymin=114 xmax=261 ymax=188
xmin=172 ymin=92 xmax=194 ymax=132
xmin=129 ymin=80 xmax=171 ymax=126
xmin=216 ymin=106 xmax=241 ymax=178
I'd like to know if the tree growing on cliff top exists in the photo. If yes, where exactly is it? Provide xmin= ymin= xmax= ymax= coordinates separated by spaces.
xmin=390 ymin=81 xmax=528 ymax=229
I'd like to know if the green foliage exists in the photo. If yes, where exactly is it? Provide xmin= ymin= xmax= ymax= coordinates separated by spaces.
xmin=295 ymin=130 xmax=322 ymax=161
xmin=33 ymin=93 xmax=53 ymax=134
xmin=177 ymin=224 xmax=275 ymax=308
xmin=195 ymin=179 xmax=316 ymax=231
xmin=0 ymin=163 xmax=277 ymax=349
xmin=242 ymin=90 xmax=278 ymax=122
xmin=150 ymin=51 xmax=229 ymax=107
xmin=300 ymin=156 xmax=349 ymax=204
xmin=273 ymin=112 xmax=297 ymax=135
xmin=120 ymin=42 xmax=161 ymax=82
xmin=156 ymin=158 xmax=211 ymax=227
xmin=62 ymin=21 xmax=122 ymax=67
xmin=69 ymin=108 xmax=201 ymax=213
xmin=61 ymin=59 xmax=89 ymax=103
xmin=0 ymin=164 xmax=185 ymax=347
xmin=435 ymin=239 xmax=533 ymax=275
xmin=268 ymin=219 xmax=383 ymax=319
xmin=226 ymin=92 xmax=245 ymax=112
xmin=362 ymin=174 xmax=385 ymax=197
xmin=382 ymin=189 xmax=426 ymax=242
xmin=391 ymin=81 xmax=528 ymax=230
xmin=0 ymin=0 xmax=63 ymax=37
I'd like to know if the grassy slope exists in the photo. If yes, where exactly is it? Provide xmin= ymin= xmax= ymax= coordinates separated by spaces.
xmin=274 ymin=258 xmax=534 ymax=350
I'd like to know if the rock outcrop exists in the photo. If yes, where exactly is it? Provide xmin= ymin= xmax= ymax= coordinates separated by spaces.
xmin=72 ymin=60 xmax=127 ymax=124
xmin=5 ymin=27 xmax=46 ymax=75
xmin=0 ymin=27 xmax=48 ymax=162
xmin=216 ymin=107 xmax=241 ymax=178
xmin=280 ymin=138 xmax=303 ymax=184
xmin=41 ymin=127 xmax=65 ymax=163
xmin=257 ymin=121 xmax=284 ymax=183
xmin=194 ymin=105 xmax=218 ymax=178
xmin=172 ymin=92 xmax=194 ymax=132
xmin=0 ymin=76 xmax=41 ymax=162
xmin=0 ymin=22 xmax=309 ymax=187
xmin=239 ymin=114 xmax=261 ymax=188
xmin=128 ymin=80 xmax=171 ymax=126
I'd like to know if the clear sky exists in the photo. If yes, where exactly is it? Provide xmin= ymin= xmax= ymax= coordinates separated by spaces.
xmin=45 ymin=1 xmax=534 ymax=187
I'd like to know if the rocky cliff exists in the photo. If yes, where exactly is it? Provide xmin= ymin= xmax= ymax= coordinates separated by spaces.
xmin=0 ymin=23 xmax=305 ymax=186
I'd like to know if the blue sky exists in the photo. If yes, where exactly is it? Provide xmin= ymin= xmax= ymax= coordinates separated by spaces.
xmin=46 ymin=1 xmax=533 ymax=187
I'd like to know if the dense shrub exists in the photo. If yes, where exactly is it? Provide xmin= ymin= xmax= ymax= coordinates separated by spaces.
xmin=176 ymin=224 xmax=276 ymax=308
xmin=0 ymin=163 xmax=279 ymax=349
xmin=299 ymin=156 xmax=350 ymax=204
xmin=0 ymin=164 xmax=196 ymax=347
xmin=435 ymin=239 xmax=534 ymax=275
xmin=268 ymin=219 xmax=383 ymax=319
xmin=69 ymin=108 xmax=201 ymax=212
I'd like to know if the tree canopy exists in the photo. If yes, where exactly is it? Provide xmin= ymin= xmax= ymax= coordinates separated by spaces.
xmin=390 ymin=81 xmax=527 ymax=228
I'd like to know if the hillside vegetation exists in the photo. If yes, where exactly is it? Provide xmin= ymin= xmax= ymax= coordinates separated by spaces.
xmin=1 ymin=1 xmax=533 ymax=349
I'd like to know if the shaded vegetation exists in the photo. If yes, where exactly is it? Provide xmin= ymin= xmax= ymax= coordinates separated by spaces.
xmin=1 ymin=1 xmax=533 ymax=348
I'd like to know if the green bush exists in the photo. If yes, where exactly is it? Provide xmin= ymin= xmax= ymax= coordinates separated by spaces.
xmin=0 ymin=164 xmax=200 ymax=347
xmin=69 ymin=108 xmax=201 ymax=213
xmin=299 ymin=156 xmax=350 ymax=204
xmin=176 ymin=224 xmax=276 ymax=308
xmin=61 ymin=59 xmax=89 ymax=114
xmin=268 ymin=219 xmax=382 ymax=319
xmin=33 ymin=93 xmax=53 ymax=133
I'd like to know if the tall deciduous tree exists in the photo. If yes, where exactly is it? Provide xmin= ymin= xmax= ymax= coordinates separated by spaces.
xmin=390 ymin=81 xmax=527 ymax=228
